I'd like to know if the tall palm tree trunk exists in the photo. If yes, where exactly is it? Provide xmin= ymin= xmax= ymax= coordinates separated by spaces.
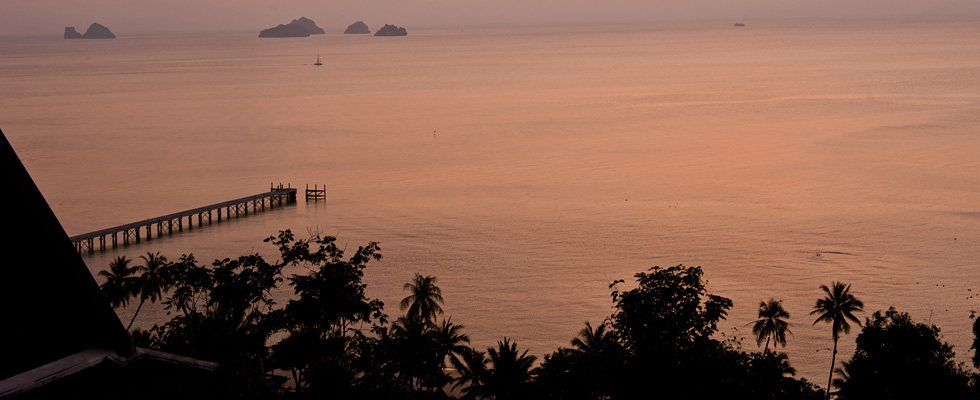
xmin=126 ymin=298 xmax=146 ymax=331
xmin=764 ymin=336 xmax=771 ymax=355
xmin=826 ymin=338 xmax=838 ymax=400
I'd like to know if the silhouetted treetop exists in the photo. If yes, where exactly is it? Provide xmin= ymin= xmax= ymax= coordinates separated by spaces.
xmin=401 ymin=273 xmax=444 ymax=324
xmin=834 ymin=308 xmax=972 ymax=400
xmin=610 ymin=264 xmax=732 ymax=356
xmin=811 ymin=281 xmax=864 ymax=400
xmin=751 ymin=298 xmax=792 ymax=354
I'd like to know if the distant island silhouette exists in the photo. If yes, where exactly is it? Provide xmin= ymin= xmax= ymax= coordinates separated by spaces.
xmin=64 ymin=23 xmax=115 ymax=39
xmin=259 ymin=17 xmax=325 ymax=38
xmin=374 ymin=24 xmax=407 ymax=37
xmin=344 ymin=21 xmax=371 ymax=34
xmin=734 ymin=23 xmax=746 ymax=27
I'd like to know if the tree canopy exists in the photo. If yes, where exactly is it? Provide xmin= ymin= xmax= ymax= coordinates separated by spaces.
xmin=834 ymin=308 xmax=973 ymax=400
xmin=101 ymin=240 xmax=980 ymax=400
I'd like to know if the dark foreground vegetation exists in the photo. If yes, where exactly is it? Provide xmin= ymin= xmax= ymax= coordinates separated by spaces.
xmin=100 ymin=230 xmax=980 ymax=399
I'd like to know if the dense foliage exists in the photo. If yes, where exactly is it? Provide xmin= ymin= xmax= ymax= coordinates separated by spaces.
xmin=550 ymin=265 xmax=823 ymax=399
xmin=833 ymin=308 xmax=975 ymax=400
xmin=973 ymin=317 xmax=980 ymax=369
xmin=100 ymin=234 xmax=980 ymax=399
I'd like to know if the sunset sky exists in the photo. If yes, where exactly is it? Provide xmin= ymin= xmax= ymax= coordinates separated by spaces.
xmin=1 ymin=0 xmax=978 ymax=35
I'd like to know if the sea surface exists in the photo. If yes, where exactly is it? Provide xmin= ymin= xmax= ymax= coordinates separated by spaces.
xmin=2 ymin=20 xmax=979 ymax=382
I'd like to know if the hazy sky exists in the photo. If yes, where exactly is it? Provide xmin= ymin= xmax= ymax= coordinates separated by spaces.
xmin=1 ymin=0 xmax=978 ymax=36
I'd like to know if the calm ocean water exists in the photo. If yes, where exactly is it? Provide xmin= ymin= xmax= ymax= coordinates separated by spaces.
xmin=1 ymin=20 xmax=978 ymax=381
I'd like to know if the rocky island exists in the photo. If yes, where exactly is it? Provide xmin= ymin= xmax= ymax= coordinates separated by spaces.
xmin=374 ymin=24 xmax=407 ymax=37
xmin=259 ymin=17 xmax=325 ymax=38
xmin=344 ymin=21 xmax=371 ymax=34
xmin=64 ymin=23 xmax=115 ymax=39
xmin=64 ymin=27 xmax=83 ymax=39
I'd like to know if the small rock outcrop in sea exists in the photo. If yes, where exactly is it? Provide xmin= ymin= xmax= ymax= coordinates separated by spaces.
xmin=344 ymin=21 xmax=371 ymax=34
xmin=64 ymin=26 xmax=83 ymax=39
xmin=374 ymin=24 xmax=407 ymax=37
xmin=82 ymin=23 xmax=116 ymax=39
xmin=65 ymin=23 xmax=115 ymax=39
xmin=259 ymin=17 xmax=325 ymax=38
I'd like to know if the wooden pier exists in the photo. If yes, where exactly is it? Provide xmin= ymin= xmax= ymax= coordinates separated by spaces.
xmin=70 ymin=185 xmax=297 ymax=254
xmin=306 ymin=184 xmax=326 ymax=201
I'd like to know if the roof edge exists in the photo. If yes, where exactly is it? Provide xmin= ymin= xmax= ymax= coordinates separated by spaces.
xmin=0 ymin=347 xmax=217 ymax=398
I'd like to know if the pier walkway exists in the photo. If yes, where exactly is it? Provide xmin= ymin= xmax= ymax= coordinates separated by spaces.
xmin=70 ymin=186 xmax=297 ymax=254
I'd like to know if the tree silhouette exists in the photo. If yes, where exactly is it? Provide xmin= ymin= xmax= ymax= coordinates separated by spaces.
xmin=400 ymin=273 xmax=444 ymax=324
xmin=476 ymin=338 xmax=537 ymax=399
xmin=833 ymin=308 xmax=972 ymax=400
xmin=433 ymin=316 xmax=471 ymax=372
xmin=570 ymin=321 xmax=617 ymax=356
xmin=386 ymin=314 xmax=468 ymax=393
xmin=811 ymin=282 xmax=863 ymax=399
xmin=150 ymin=252 xmax=287 ymax=397
xmin=751 ymin=298 xmax=791 ymax=355
xmin=268 ymin=231 xmax=385 ymax=395
xmin=972 ymin=317 xmax=980 ymax=369
xmin=450 ymin=347 xmax=488 ymax=400
xmin=127 ymin=252 xmax=171 ymax=330
xmin=98 ymin=256 xmax=137 ymax=309
xmin=111 ymin=232 xmax=831 ymax=399
xmin=569 ymin=321 xmax=623 ymax=399
xmin=390 ymin=314 xmax=438 ymax=391
xmin=269 ymin=329 xmax=320 ymax=390
xmin=610 ymin=265 xmax=733 ymax=359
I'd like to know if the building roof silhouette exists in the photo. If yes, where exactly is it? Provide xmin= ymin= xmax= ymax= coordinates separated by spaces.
xmin=0 ymin=128 xmax=215 ymax=399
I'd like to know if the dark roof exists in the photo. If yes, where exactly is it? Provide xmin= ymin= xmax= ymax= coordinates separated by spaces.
xmin=1 ymin=348 xmax=217 ymax=399
xmin=0 ymin=128 xmax=217 ymax=398
xmin=0 ymin=128 xmax=133 ymax=379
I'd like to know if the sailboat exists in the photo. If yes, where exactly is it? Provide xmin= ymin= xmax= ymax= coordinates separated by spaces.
xmin=313 ymin=54 xmax=323 ymax=66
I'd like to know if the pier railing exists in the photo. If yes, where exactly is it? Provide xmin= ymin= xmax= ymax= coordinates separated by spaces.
xmin=70 ymin=186 xmax=297 ymax=254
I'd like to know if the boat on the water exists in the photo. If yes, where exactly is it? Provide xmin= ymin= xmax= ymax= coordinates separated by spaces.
xmin=313 ymin=54 xmax=323 ymax=66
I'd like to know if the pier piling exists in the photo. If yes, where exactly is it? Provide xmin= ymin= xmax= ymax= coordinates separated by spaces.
xmin=305 ymin=184 xmax=326 ymax=201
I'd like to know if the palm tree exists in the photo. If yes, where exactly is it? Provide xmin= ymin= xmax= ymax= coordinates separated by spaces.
xmin=450 ymin=347 xmax=488 ymax=400
xmin=400 ymin=273 xmax=444 ymax=324
xmin=478 ymin=338 xmax=537 ymax=399
xmin=570 ymin=321 xmax=617 ymax=356
xmin=432 ymin=317 xmax=471 ymax=368
xmin=391 ymin=315 xmax=436 ymax=391
xmin=127 ymin=252 xmax=171 ymax=330
xmin=811 ymin=282 xmax=864 ymax=400
xmin=98 ymin=256 xmax=137 ymax=309
xmin=571 ymin=321 xmax=621 ymax=399
xmin=750 ymin=298 xmax=791 ymax=355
